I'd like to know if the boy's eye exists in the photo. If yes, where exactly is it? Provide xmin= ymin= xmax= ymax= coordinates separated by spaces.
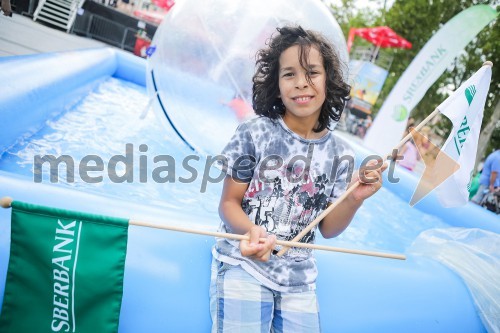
xmin=283 ymin=72 xmax=294 ymax=77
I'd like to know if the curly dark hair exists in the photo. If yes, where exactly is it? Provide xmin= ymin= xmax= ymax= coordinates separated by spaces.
xmin=252 ymin=25 xmax=350 ymax=132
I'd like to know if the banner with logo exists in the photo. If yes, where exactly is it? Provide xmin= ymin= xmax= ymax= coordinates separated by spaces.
xmin=0 ymin=201 xmax=129 ymax=333
xmin=364 ymin=5 xmax=497 ymax=156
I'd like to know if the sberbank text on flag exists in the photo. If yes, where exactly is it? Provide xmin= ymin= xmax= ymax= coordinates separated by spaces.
xmin=0 ymin=201 xmax=128 ymax=333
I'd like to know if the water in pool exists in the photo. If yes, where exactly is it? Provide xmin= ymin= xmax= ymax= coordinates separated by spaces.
xmin=0 ymin=77 xmax=449 ymax=253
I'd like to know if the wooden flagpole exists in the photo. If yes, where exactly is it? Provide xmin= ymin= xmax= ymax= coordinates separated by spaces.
xmin=0 ymin=197 xmax=405 ymax=260
xmin=275 ymin=108 xmax=441 ymax=256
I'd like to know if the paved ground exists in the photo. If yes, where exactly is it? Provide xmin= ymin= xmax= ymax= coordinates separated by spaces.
xmin=0 ymin=14 xmax=106 ymax=56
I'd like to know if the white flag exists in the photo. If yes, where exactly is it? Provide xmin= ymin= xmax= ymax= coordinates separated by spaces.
xmin=434 ymin=63 xmax=492 ymax=207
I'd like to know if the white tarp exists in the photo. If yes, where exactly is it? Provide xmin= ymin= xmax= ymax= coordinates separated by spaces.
xmin=410 ymin=228 xmax=500 ymax=333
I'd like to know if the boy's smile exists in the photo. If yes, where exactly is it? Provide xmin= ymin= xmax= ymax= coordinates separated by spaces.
xmin=292 ymin=95 xmax=313 ymax=104
xmin=278 ymin=44 xmax=327 ymax=135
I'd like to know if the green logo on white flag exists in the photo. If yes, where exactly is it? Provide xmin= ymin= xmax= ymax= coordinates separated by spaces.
xmin=465 ymin=85 xmax=476 ymax=105
xmin=451 ymin=85 xmax=478 ymax=156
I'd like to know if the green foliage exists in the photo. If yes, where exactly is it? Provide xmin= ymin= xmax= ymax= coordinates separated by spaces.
xmin=328 ymin=0 xmax=379 ymax=36
xmin=329 ymin=0 xmax=499 ymax=159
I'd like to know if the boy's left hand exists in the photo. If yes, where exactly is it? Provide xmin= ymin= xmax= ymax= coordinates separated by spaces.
xmin=349 ymin=160 xmax=388 ymax=202
xmin=240 ymin=226 xmax=276 ymax=262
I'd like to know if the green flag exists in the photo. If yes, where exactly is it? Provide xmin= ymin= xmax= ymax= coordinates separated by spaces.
xmin=0 ymin=201 xmax=129 ymax=333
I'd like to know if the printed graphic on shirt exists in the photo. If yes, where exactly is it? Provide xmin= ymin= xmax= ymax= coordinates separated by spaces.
xmin=243 ymin=172 xmax=332 ymax=250
xmin=214 ymin=116 xmax=354 ymax=291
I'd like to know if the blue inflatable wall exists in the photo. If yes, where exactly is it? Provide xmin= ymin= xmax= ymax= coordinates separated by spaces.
xmin=0 ymin=48 xmax=494 ymax=333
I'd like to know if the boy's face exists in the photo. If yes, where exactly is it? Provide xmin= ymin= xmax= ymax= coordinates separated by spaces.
xmin=278 ymin=45 xmax=326 ymax=123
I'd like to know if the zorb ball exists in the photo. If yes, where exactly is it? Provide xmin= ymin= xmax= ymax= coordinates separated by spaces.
xmin=147 ymin=0 xmax=347 ymax=155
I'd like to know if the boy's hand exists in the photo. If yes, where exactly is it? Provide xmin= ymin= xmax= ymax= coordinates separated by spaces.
xmin=240 ymin=226 xmax=276 ymax=262
xmin=349 ymin=160 xmax=388 ymax=202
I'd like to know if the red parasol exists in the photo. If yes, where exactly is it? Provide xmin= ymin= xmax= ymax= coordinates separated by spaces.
xmin=152 ymin=0 xmax=175 ymax=10
xmin=347 ymin=26 xmax=412 ymax=53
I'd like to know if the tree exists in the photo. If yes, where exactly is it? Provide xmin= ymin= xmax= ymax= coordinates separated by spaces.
xmin=476 ymin=99 xmax=500 ymax=167
xmin=330 ymin=0 xmax=499 ymax=165
xmin=327 ymin=0 xmax=380 ymax=38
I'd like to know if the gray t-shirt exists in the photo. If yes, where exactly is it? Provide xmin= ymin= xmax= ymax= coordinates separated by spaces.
xmin=213 ymin=116 xmax=354 ymax=292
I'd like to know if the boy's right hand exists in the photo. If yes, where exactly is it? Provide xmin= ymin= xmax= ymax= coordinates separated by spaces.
xmin=240 ymin=226 xmax=276 ymax=262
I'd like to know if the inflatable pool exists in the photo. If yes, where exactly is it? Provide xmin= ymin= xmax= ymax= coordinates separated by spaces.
xmin=0 ymin=48 xmax=498 ymax=333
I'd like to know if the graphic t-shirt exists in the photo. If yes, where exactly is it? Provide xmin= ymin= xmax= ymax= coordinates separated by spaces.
xmin=213 ymin=116 xmax=354 ymax=292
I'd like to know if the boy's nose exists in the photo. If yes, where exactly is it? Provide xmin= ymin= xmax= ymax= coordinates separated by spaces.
xmin=295 ymin=74 xmax=308 ymax=89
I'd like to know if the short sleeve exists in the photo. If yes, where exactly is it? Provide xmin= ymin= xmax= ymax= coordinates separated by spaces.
xmin=328 ymin=149 xmax=355 ymax=204
xmin=491 ymin=155 xmax=500 ymax=173
xmin=220 ymin=123 xmax=257 ymax=183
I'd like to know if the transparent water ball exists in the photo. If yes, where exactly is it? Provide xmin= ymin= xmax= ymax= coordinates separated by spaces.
xmin=147 ymin=0 xmax=347 ymax=155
